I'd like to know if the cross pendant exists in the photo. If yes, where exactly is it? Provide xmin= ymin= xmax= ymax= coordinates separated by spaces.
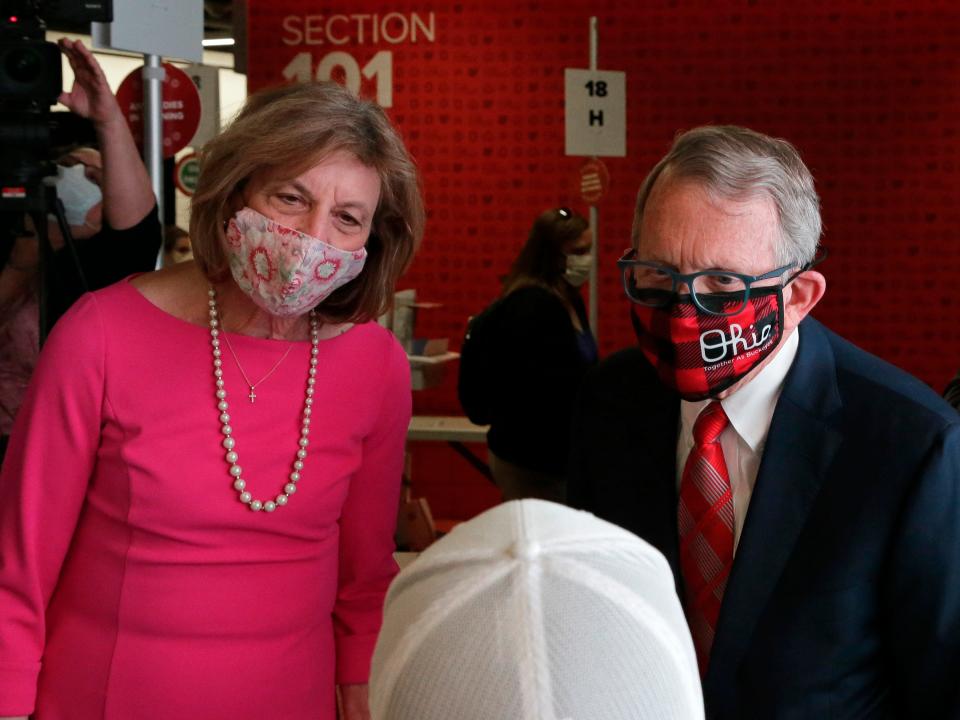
xmin=248 ymin=387 xmax=257 ymax=403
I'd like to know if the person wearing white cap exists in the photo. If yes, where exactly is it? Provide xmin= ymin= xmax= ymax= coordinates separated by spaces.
xmin=369 ymin=499 xmax=704 ymax=720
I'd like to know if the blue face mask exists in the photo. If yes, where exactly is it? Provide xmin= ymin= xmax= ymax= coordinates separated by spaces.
xmin=53 ymin=163 xmax=103 ymax=227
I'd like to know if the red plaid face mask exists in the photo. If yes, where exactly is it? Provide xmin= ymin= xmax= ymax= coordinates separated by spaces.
xmin=630 ymin=287 xmax=784 ymax=400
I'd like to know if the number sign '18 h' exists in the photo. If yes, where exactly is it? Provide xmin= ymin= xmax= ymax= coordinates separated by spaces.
xmin=564 ymin=68 xmax=626 ymax=158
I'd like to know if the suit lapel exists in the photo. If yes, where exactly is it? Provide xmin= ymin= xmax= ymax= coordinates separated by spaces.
xmin=703 ymin=319 xmax=844 ymax=712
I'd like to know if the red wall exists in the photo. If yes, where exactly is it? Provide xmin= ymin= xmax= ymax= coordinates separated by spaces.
xmin=249 ymin=1 xmax=960 ymax=519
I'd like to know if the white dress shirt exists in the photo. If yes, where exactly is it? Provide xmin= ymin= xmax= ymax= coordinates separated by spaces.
xmin=676 ymin=328 xmax=800 ymax=553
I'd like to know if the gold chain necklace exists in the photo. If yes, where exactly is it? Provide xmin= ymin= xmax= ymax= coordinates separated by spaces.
xmin=219 ymin=328 xmax=295 ymax=403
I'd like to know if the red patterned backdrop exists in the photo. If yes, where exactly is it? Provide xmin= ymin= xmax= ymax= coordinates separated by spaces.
xmin=248 ymin=1 xmax=960 ymax=520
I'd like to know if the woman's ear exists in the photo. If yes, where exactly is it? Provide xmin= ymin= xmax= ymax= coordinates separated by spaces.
xmin=225 ymin=187 xmax=246 ymax=220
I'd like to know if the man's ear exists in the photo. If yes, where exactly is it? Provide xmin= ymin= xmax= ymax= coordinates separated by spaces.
xmin=784 ymin=270 xmax=826 ymax=329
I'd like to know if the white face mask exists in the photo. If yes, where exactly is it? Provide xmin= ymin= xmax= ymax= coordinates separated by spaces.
xmin=224 ymin=207 xmax=368 ymax=318
xmin=564 ymin=253 xmax=593 ymax=287
xmin=53 ymin=163 xmax=102 ymax=227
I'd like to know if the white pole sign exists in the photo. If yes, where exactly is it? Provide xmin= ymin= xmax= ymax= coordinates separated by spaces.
xmin=92 ymin=0 xmax=203 ymax=63
xmin=564 ymin=68 xmax=626 ymax=157
xmin=185 ymin=64 xmax=221 ymax=149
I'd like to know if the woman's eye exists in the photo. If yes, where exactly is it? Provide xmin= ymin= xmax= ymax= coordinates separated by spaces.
xmin=337 ymin=212 xmax=361 ymax=227
xmin=276 ymin=194 xmax=303 ymax=206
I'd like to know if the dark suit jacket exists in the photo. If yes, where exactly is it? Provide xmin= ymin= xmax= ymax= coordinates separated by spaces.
xmin=568 ymin=317 xmax=960 ymax=719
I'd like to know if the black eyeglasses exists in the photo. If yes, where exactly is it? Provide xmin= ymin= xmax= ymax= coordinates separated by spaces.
xmin=616 ymin=249 xmax=826 ymax=316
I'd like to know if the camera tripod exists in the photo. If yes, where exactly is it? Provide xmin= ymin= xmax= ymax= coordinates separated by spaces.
xmin=2 ymin=180 xmax=88 ymax=346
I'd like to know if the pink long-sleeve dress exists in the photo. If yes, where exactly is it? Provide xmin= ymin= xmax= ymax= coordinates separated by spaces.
xmin=0 ymin=278 xmax=410 ymax=719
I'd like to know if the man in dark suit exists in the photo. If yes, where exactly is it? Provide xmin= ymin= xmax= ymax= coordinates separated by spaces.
xmin=568 ymin=125 xmax=960 ymax=719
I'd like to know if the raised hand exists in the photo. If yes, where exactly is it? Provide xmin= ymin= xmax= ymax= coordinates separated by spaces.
xmin=55 ymin=38 xmax=156 ymax=230
xmin=57 ymin=38 xmax=123 ymax=125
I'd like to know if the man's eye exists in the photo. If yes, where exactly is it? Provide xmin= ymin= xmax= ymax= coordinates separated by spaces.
xmin=643 ymin=267 xmax=672 ymax=283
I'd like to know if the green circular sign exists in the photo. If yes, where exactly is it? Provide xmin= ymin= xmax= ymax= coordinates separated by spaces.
xmin=175 ymin=154 xmax=200 ymax=196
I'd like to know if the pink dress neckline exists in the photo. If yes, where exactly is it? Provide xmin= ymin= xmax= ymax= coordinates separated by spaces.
xmin=118 ymin=274 xmax=356 ymax=350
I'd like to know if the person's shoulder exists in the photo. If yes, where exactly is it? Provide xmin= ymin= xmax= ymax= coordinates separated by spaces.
xmin=498 ymin=284 xmax=570 ymax=329
xmin=35 ymin=287 xmax=114 ymax=373
xmin=589 ymin=346 xmax=652 ymax=385
xmin=128 ymin=261 xmax=208 ymax=324
xmin=503 ymin=283 xmax=556 ymax=300
xmin=808 ymin=319 xmax=958 ymax=428
xmin=580 ymin=345 xmax=668 ymax=407
xmin=59 ymin=274 xmax=142 ymax=328
xmin=129 ymin=259 xmax=199 ymax=300
xmin=47 ymin=288 xmax=104 ymax=338
xmin=346 ymin=322 xmax=411 ymax=393
xmin=345 ymin=319 xmax=401 ymax=348
xmin=50 ymin=270 xmax=186 ymax=349
xmin=595 ymin=345 xmax=647 ymax=371
xmin=345 ymin=320 xmax=409 ymax=364
xmin=501 ymin=284 xmax=563 ymax=311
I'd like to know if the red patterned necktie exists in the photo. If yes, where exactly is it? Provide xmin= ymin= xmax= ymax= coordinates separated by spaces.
xmin=678 ymin=401 xmax=735 ymax=676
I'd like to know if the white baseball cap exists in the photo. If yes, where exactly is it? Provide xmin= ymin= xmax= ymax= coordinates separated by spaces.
xmin=370 ymin=499 xmax=704 ymax=720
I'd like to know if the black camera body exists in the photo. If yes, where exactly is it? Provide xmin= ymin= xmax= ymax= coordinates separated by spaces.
xmin=43 ymin=0 xmax=112 ymax=25
xmin=0 ymin=1 xmax=112 ymax=341
xmin=0 ymin=2 xmax=79 ymax=108
xmin=0 ymin=28 xmax=62 ymax=103
xmin=0 ymin=3 xmax=62 ymax=205
xmin=0 ymin=0 xmax=109 ymax=208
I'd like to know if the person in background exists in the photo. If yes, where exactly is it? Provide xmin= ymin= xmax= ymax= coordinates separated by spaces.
xmin=369 ymin=499 xmax=704 ymax=720
xmin=0 ymin=38 xmax=159 ymax=464
xmin=0 ymin=80 xmax=424 ymax=720
xmin=39 ymin=38 xmax=159 ymax=324
xmin=568 ymin=125 xmax=960 ymax=717
xmin=163 ymin=224 xmax=194 ymax=266
xmin=458 ymin=207 xmax=597 ymax=503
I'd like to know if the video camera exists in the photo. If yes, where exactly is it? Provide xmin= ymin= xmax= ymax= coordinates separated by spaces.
xmin=0 ymin=0 xmax=111 ymax=210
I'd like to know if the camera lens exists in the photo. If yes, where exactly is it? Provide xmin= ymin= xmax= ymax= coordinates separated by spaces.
xmin=5 ymin=47 xmax=42 ymax=85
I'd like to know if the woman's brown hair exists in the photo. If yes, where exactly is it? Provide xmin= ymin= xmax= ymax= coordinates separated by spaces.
xmin=190 ymin=81 xmax=425 ymax=323
xmin=501 ymin=208 xmax=589 ymax=297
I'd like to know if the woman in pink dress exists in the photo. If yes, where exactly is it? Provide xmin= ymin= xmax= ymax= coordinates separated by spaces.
xmin=0 ymin=80 xmax=424 ymax=720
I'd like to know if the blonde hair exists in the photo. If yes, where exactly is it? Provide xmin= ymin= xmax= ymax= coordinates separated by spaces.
xmin=190 ymin=81 xmax=425 ymax=323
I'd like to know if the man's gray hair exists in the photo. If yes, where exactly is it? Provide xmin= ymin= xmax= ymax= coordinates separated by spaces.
xmin=632 ymin=125 xmax=822 ymax=267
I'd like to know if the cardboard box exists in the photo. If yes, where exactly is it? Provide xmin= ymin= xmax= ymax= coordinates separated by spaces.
xmin=409 ymin=337 xmax=450 ymax=356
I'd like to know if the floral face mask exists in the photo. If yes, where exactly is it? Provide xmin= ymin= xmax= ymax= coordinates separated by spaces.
xmin=224 ymin=207 xmax=368 ymax=317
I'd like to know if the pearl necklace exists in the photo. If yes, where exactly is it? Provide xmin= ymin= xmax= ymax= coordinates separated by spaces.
xmin=208 ymin=287 xmax=318 ymax=513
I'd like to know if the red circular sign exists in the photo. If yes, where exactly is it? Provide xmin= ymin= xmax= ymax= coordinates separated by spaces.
xmin=579 ymin=157 xmax=610 ymax=205
xmin=116 ymin=63 xmax=202 ymax=159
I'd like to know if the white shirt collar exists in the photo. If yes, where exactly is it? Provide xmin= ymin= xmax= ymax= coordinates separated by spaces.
xmin=681 ymin=327 xmax=800 ymax=453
